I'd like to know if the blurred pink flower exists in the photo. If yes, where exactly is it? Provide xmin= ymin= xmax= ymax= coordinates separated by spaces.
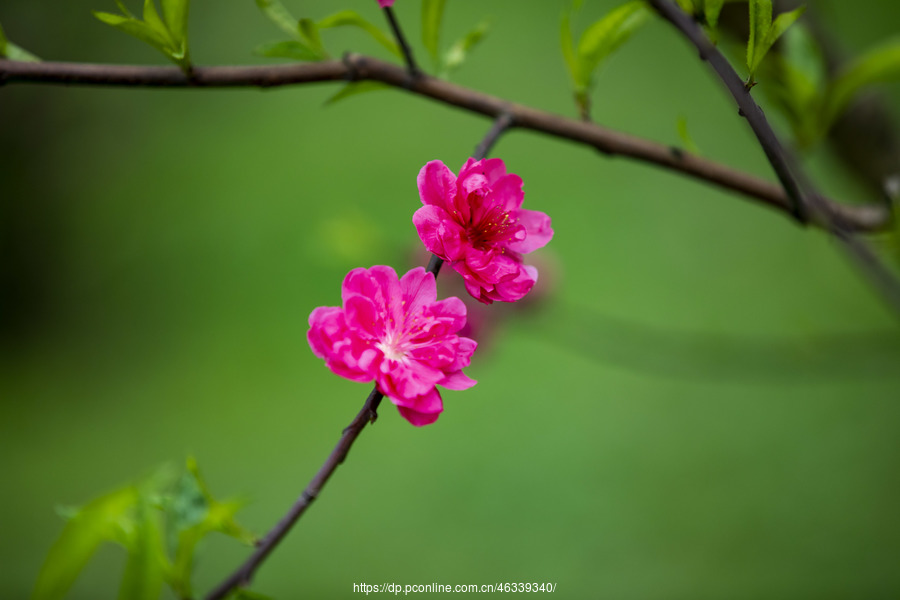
xmin=308 ymin=266 xmax=476 ymax=426
xmin=377 ymin=0 xmax=395 ymax=7
xmin=413 ymin=158 xmax=553 ymax=304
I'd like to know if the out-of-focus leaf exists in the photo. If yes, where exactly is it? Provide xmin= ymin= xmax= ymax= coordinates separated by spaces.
xmin=675 ymin=0 xmax=694 ymax=12
xmin=676 ymin=115 xmax=702 ymax=154
xmin=161 ymin=0 xmax=189 ymax=46
xmin=325 ymin=81 xmax=391 ymax=105
xmin=317 ymin=10 xmax=401 ymax=59
xmin=117 ymin=496 xmax=165 ymax=600
xmin=0 ymin=20 xmax=40 ymax=61
xmin=421 ymin=0 xmax=446 ymax=63
xmin=32 ymin=486 xmax=139 ymax=600
xmin=576 ymin=1 xmax=650 ymax=88
xmin=703 ymin=0 xmax=725 ymax=30
xmin=762 ymin=23 xmax=824 ymax=147
xmin=443 ymin=19 xmax=490 ymax=75
xmin=255 ymin=40 xmax=322 ymax=61
xmin=298 ymin=18 xmax=327 ymax=59
xmin=765 ymin=6 xmax=805 ymax=56
xmin=825 ymin=37 xmax=900 ymax=129
xmin=254 ymin=0 xmax=300 ymax=39
xmin=560 ymin=8 xmax=582 ymax=88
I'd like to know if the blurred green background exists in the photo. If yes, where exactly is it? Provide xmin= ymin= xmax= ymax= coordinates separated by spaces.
xmin=2 ymin=1 xmax=900 ymax=598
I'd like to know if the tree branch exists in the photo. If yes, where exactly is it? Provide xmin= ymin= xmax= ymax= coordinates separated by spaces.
xmin=0 ymin=56 xmax=887 ymax=232
xmin=204 ymin=114 xmax=513 ymax=600
xmin=648 ymin=0 xmax=900 ymax=313
xmin=204 ymin=387 xmax=383 ymax=600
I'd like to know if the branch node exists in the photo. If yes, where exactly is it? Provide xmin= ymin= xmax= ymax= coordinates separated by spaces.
xmin=342 ymin=53 xmax=361 ymax=82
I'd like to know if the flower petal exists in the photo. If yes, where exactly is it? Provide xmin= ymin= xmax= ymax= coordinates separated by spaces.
xmin=507 ymin=209 xmax=553 ymax=254
xmin=439 ymin=371 xmax=477 ymax=390
xmin=417 ymin=160 xmax=458 ymax=212
xmin=412 ymin=205 xmax=468 ymax=261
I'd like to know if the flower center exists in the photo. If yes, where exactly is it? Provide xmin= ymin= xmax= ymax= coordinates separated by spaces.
xmin=376 ymin=333 xmax=407 ymax=361
xmin=468 ymin=205 xmax=514 ymax=248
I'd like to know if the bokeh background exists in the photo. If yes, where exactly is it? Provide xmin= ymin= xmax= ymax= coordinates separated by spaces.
xmin=2 ymin=1 xmax=900 ymax=598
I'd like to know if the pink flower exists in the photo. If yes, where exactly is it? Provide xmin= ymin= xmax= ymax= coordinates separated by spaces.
xmin=307 ymin=266 xmax=477 ymax=426
xmin=377 ymin=0 xmax=395 ymax=7
xmin=413 ymin=158 xmax=553 ymax=304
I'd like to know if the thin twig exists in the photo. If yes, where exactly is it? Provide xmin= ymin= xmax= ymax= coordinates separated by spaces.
xmin=383 ymin=6 xmax=421 ymax=78
xmin=204 ymin=388 xmax=383 ymax=600
xmin=0 ymin=56 xmax=887 ymax=232
xmin=204 ymin=115 xmax=513 ymax=600
xmin=474 ymin=112 xmax=515 ymax=160
xmin=648 ymin=0 xmax=900 ymax=314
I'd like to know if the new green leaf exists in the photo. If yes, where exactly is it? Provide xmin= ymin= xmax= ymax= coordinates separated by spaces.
xmin=254 ymin=0 xmax=300 ymax=39
xmin=443 ymin=19 xmax=490 ymax=75
xmin=824 ymin=37 xmax=900 ymax=129
xmin=33 ymin=486 xmax=139 ymax=600
xmin=576 ymin=1 xmax=650 ymax=89
xmin=93 ymin=0 xmax=191 ymax=70
xmin=117 ymin=496 xmax=165 ymax=600
xmin=747 ymin=0 xmax=805 ymax=82
xmin=317 ymin=11 xmax=401 ymax=59
xmin=422 ymin=0 xmax=447 ymax=64
xmin=0 ymin=20 xmax=41 ymax=61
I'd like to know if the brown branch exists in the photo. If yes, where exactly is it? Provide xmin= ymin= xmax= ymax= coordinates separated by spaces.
xmin=204 ymin=387 xmax=384 ymax=600
xmin=0 ymin=56 xmax=887 ymax=232
xmin=648 ymin=0 xmax=900 ymax=313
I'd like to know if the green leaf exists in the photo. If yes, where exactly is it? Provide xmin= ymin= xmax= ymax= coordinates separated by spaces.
xmin=317 ymin=11 xmax=402 ymax=59
xmin=765 ymin=6 xmax=805 ymax=58
xmin=254 ymin=0 xmax=300 ymax=39
xmin=560 ymin=8 xmax=582 ymax=89
xmin=824 ymin=37 xmax=900 ymax=130
xmin=675 ymin=0 xmax=695 ymax=12
xmin=703 ymin=0 xmax=725 ymax=30
xmin=3 ymin=40 xmax=41 ymax=62
xmin=298 ymin=18 xmax=328 ymax=59
xmin=33 ymin=486 xmax=139 ymax=600
xmin=747 ymin=1 xmax=804 ymax=80
xmin=255 ymin=40 xmax=322 ymax=61
xmin=763 ymin=23 xmax=825 ymax=147
xmin=576 ymin=1 xmax=650 ymax=88
xmin=443 ymin=19 xmax=490 ymax=75
xmin=161 ymin=0 xmax=189 ymax=47
xmin=142 ymin=0 xmax=173 ymax=44
xmin=325 ymin=80 xmax=391 ymax=105
xmin=676 ymin=115 xmax=702 ymax=154
xmin=421 ymin=0 xmax=446 ymax=64
xmin=117 ymin=496 xmax=165 ymax=600
xmin=93 ymin=12 xmax=171 ymax=53
xmin=747 ymin=0 xmax=772 ymax=77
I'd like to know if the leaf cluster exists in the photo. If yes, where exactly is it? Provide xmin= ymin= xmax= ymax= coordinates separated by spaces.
xmin=32 ymin=457 xmax=255 ymax=600
xmin=254 ymin=0 xmax=401 ymax=63
xmin=420 ymin=0 xmax=491 ymax=78
xmin=94 ymin=0 xmax=191 ymax=71
xmin=561 ymin=1 xmax=651 ymax=118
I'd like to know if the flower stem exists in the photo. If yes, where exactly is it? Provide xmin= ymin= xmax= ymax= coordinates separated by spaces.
xmin=383 ymin=6 xmax=421 ymax=78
